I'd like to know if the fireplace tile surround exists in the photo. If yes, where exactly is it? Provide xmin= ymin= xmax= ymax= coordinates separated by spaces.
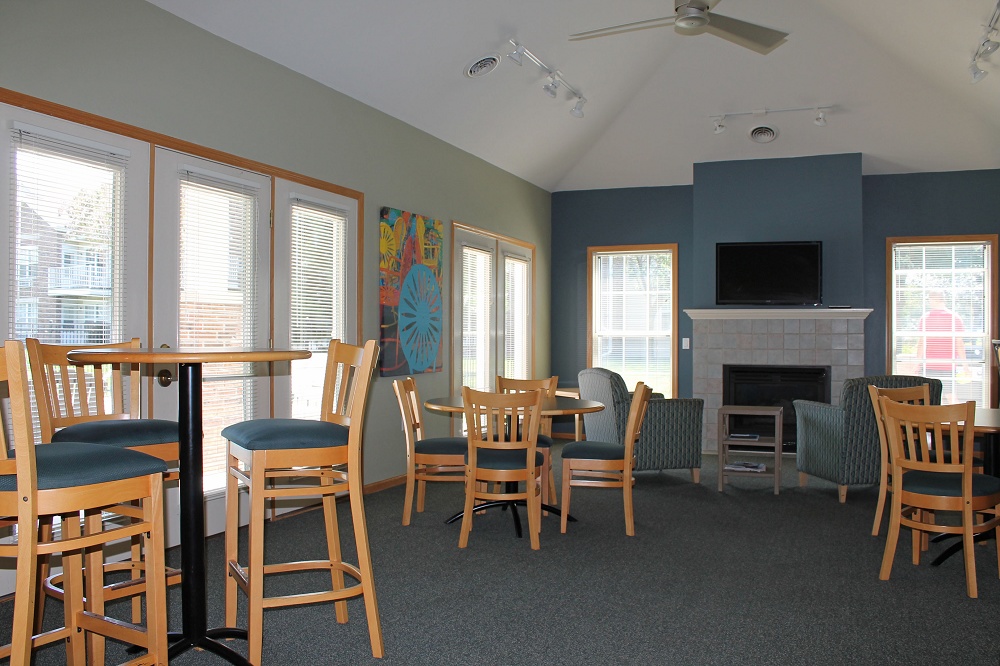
xmin=685 ymin=309 xmax=872 ymax=453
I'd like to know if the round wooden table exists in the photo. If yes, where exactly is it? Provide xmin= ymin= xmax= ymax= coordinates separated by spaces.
xmin=424 ymin=394 xmax=604 ymax=440
xmin=67 ymin=347 xmax=309 ymax=665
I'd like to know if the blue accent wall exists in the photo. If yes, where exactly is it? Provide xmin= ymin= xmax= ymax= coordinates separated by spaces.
xmin=551 ymin=154 xmax=1000 ymax=398
xmin=692 ymin=154 xmax=863 ymax=308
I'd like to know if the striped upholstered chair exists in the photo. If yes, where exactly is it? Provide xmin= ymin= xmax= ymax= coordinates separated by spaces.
xmin=795 ymin=374 xmax=942 ymax=503
xmin=578 ymin=368 xmax=703 ymax=481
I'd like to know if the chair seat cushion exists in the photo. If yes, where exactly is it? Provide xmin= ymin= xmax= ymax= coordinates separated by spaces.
xmin=0 ymin=442 xmax=168 ymax=491
xmin=415 ymin=437 xmax=467 ymax=456
xmin=901 ymin=471 xmax=1000 ymax=498
xmin=222 ymin=418 xmax=349 ymax=451
xmin=561 ymin=440 xmax=625 ymax=461
xmin=51 ymin=419 xmax=179 ymax=448
xmin=467 ymin=449 xmax=544 ymax=470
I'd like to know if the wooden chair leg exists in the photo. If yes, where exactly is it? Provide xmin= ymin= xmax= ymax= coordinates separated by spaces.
xmin=402 ymin=464 xmax=416 ymax=526
xmin=33 ymin=516 xmax=53 ymax=636
xmin=527 ymin=473 xmax=541 ymax=551
xmin=247 ymin=459 xmax=267 ymax=666
xmin=10 ymin=516 xmax=40 ymax=666
xmin=962 ymin=505 xmax=978 ymax=598
xmin=84 ymin=509 xmax=106 ymax=666
xmin=347 ymin=472 xmax=385 ymax=658
xmin=798 ymin=471 xmax=808 ymax=487
xmin=690 ymin=468 xmax=700 ymax=484
xmin=880 ymin=492 xmax=903 ymax=581
xmin=560 ymin=463 xmax=572 ymax=534
xmin=459 ymin=470 xmax=477 ymax=548
xmin=320 ymin=474 xmax=348 ymax=624
xmin=872 ymin=476 xmax=888 ymax=537
xmin=837 ymin=485 xmax=847 ymax=503
xmin=61 ymin=514 xmax=87 ymax=666
xmin=623 ymin=473 xmax=635 ymax=537
xmin=224 ymin=453 xmax=241 ymax=629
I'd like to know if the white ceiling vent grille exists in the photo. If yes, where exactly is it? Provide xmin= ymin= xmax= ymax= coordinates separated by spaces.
xmin=466 ymin=54 xmax=501 ymax=78
xmin=748 ymin=125 xmax=779 ymax=143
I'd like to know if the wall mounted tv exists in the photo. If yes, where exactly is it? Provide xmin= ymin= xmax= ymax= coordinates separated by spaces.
xmin=716 ymin=241 xmax=823 ymax=306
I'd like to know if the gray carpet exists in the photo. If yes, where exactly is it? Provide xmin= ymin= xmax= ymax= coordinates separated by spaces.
xmin=5 ymin=449 xmax=1000 ymax=665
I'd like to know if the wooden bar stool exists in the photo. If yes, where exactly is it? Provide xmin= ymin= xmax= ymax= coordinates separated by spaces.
xmin=223 ymin=339 xmax=384 ymax=663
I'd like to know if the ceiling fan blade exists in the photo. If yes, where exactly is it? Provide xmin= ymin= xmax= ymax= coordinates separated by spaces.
xmin=701 ymin=12 xmax=788 ymax=54
xmin=569 ymin=15 xmax=676 ymax=41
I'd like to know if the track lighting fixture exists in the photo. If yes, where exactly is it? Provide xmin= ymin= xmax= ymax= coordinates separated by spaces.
xmin=504 ymin=39 xmax=587 ymax=118
xmin=708 ymin=105 xmax=832 ymax=135
xmin=969 ymin=1 xmax=1000 ymax=83
xmin=971 ymin=60 xmax=989 ymax=83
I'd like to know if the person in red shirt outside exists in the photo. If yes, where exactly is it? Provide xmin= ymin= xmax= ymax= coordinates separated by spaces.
xmin=918 ymin=290 xmax=966 ymax=402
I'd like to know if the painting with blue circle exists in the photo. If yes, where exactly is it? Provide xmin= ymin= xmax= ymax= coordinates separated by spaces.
xmin=378 ymin=206 xmax=444 ymax=376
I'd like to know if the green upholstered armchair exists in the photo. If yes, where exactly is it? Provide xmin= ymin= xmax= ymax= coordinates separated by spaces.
xmin=794 ymin=374 xmax=942 ymax=502
xmin=578 ymin=368 xmax=704 ymax=481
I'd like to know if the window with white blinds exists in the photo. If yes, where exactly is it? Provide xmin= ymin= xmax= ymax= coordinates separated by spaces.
xmin=504 ymin=255 xmax=529 ymax=379
xmin=589 ymin=245 xmax=676 ymax=396
xmin=177 ymin=169 xmax=260 ymax=490
xmin=461 ymin=245 xmax=493 ymax=391
xmin=9 ymin=124 xmax=126 ymax=345
xmin=889 ymin=237 xmax=995 ymax=405
xmin=289 ymin=198 xmax=347 ymax=420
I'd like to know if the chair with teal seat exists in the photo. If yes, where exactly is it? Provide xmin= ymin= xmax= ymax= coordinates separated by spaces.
xmin=393 ymin=376 xmax=466 ymax=525
xmin=223 ymin=339 xmax=384 ymax=663
xmin=26 ymin=336 xmax=181 ymax=623
xmin=496 ymin=375 xmax=559 ymax=506
xmin=0 ymin=339 xmax=169 ymax=665
xmin=560 ymin=382 xmax=652 ymax=536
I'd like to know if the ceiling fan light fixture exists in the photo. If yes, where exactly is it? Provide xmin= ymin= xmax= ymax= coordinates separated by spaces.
xmin=970 ymin=60 xmax=989 ymax=83
xmin=674 ymin=5 xmax=710 ymax=30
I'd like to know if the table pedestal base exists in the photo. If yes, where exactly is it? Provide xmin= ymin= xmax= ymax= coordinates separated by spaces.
xmin=445 ymin=500 xmax=574 ymax=538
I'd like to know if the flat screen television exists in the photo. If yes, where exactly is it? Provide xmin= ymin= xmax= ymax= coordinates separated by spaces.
xmin=716 ymin=241 xmax=823 ymax=306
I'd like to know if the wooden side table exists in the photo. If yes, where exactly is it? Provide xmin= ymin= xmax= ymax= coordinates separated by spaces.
xmin=717 ymin=405 xmax=783 ymax=496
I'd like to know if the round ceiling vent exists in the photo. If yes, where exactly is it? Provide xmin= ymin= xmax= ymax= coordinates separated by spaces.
xmin=465 ymin=54 xmax=501 ymax=78
xmin=748 ymin=124 xmax=779 ymax=143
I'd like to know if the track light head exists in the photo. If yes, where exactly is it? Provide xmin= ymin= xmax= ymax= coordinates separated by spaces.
xmin=981 ymin=38 xmax=1000 ymax=58
xmin=542 ymin=75 xmax=560 ymax=98
xmin=713 ymin=116 xmax=726 ymax=134
xmin=813 ymin=109 xmax=827 ymax=126
xmin=971 ymin=60 xmax=989 ymax=83
xmin=507 ymin=44 xmax=525 ymax=65
xmin=570 ymin=98 xmax=586 ymax=118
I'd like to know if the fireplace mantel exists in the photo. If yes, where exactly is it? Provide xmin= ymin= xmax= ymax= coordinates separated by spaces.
xmin=685 ymin=308 xmax=872 ymax=320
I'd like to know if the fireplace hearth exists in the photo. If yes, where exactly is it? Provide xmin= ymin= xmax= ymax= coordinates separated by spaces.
xmin=723 ymin=364 xmax=831 ymax=452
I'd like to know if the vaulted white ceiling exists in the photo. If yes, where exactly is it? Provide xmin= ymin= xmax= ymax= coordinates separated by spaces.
xmin=146 ymin=0 xmax=1000 ymax=192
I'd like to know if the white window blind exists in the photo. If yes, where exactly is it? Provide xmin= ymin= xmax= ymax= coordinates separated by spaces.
xmin=462 ymin=245 xmax=493 ymax=391
xmin=178 ymin=169 xmax=259 ymax=490
xmin=504 ymin=254 xmax=529 ymax=379
xmin=890 ymin=240 xmax=992 ymax=405
xmin=289 ymin=198 xmax=347 ymax=420
xmin=9 ymin=125 xmax=126 ymax=344
xmin=591 ymin=249 xmax=674 ymax=395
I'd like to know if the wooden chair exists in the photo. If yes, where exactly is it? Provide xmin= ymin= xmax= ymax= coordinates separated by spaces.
xmin=878 ymin=398 xmax=1000 ymax=598
xmin=496 ymin=375 xmax=559 ymax=506
xmin=392 ymin=376 xmax=467 ymax=525
xmin=223 ymin=339 xmax=384 ymax=663
xmin=459 ymin=387 xmax=545 ymax=550
xmin=560 ymin=382 xmax=652 ymax=536
xmin=0 ymin=339 xmax=169 ymax=664
xmin=868 ymin=383 xmax=932 ymax=537
xmin=26 ymin=337 xmax=181 ymax=623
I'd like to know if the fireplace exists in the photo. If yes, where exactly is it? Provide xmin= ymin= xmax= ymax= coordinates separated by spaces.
xmin=723 ymin=364 xmax=831 ymax=452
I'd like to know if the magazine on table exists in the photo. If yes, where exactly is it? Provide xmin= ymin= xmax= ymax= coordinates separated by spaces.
xmin=724 ymin=461 xmax=766 ymax=473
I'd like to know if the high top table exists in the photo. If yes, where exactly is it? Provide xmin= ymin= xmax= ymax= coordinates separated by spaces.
xmin=67 ymin=346 xmax=310 ymax=665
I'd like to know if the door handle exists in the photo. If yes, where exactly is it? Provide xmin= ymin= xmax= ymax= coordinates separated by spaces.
xmin=157 ymin=343 xmax=173 ymax=387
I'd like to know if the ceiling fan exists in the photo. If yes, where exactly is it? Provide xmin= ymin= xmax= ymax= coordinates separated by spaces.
xmin=569 ymin=1 xmax=788 ymax=55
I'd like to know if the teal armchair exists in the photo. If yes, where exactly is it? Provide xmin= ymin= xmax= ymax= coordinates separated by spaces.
xmin=794 ymin=374 xmax=942 ymax=502
xmin=578 ymin=368 xmax=703 ymax=481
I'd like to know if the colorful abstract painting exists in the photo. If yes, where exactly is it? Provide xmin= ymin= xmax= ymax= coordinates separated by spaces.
xmin=378 ymin=206 xmax=444 ymax=376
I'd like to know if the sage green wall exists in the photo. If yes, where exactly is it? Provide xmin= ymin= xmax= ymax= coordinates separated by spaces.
xmin=0 ymin=0 xmax=552 ymax=484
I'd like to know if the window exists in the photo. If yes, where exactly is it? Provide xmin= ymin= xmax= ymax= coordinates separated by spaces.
xmin=888 ymin=236 xmax=997 ymax=406
xmin=452 ymin=224 xmax=533 ymax=395
xmin=588 ymin=244 xmax=677 ymax=396
xmin=9 ymin=123 xmax=128 ymax=346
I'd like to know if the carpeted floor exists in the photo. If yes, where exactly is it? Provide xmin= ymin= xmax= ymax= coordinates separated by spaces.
xmin=4 ymin=450 xmax=1000 ymax=664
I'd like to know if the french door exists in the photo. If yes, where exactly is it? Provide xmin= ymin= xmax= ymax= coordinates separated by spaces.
xmin=452 ymin=224 xmax=533 ymax=398
xmin=152 ymin=148 xmax=271 ymax=535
